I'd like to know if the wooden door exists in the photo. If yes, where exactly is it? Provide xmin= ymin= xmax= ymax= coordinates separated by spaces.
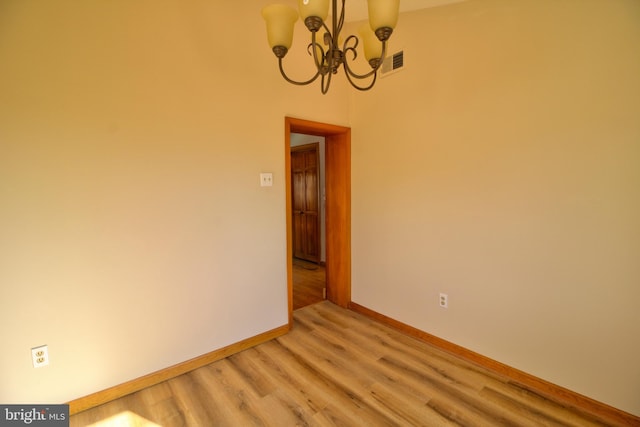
xmin=291 ymin=143 xmax=320 ymax=263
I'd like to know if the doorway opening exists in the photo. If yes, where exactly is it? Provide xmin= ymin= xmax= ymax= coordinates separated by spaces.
xmin=290 ymin=140 xmax=326 ymax=310
xmin=285 ymin=117 xmax=351 ymax=325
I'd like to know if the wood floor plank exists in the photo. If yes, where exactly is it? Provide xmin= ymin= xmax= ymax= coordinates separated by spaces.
xmin=480 ymin=383 xmax=609 ymax=427
xmin=293 ymin=259 xmax=326 ymax=310
xmin=295 ymin=311 xmax=491 ymax=424
xmin=70 ymin=301 xmax=625 ymax=426
xmin=165 ymin=372 xmax=223 ymax=426
xmin=260 ymin=389 xmax=320 ymax=427
xmin=479 ymin=386 xmax=585 ymax=427
xmin=367 ymin=381 xmax=456 ymax=427
xmin=255 ymin=340 xmax=380 ymax=426
xmin=308 ymin=302 xmax=511 ymax=393
xmin=274 ymin=335 xmax=401 ymax=426
xmin=247 ymin=342 xmax=330 ymax=414
xmin=380 ymin=354 xmax=532 ymax=426
xmin=301 ymin=301 xmax=526 ymax=426
xmin=226 ymin=348 xmax=279 ymax=399
xmin=196 ymin=361 xmax=266 ymax=425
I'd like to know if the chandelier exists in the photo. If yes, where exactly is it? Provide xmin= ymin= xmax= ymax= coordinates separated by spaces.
xmin=262 ymin=0 xmax=400 ymax=94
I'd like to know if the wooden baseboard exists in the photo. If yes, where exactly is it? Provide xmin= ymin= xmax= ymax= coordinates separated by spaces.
xmin=348 ymin=301 xmax=639 ymax=427
xmin=68 ymin=324 xmax=290 ymax=415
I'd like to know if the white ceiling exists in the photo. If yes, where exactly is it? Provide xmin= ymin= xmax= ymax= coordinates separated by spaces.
xmin=344 ymin=0 xmax=466 ymax=22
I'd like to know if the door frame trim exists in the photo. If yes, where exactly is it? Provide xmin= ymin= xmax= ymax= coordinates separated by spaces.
xmin=285 ymin=117 xmax=351 ymax=325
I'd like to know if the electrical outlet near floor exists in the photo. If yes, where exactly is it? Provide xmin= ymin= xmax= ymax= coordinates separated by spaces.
xmin=31 ymin=345 xmax=49 ymax=368
xmin=439 ymin=293 xmax=448 ymax=308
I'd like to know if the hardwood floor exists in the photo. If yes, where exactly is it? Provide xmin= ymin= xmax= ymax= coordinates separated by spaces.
xmin=293 ymin=258 xmax=326 ymax=310
xmin=70 ymin=301 xmax=620 ymax=426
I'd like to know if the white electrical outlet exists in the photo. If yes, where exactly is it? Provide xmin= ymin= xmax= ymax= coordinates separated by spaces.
xmin=31 ymin=345 xmax=49 ymax=368
xmin=439 ymin=293 xmax=448 ymax=308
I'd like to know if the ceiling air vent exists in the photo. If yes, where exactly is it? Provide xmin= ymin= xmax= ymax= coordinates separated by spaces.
xmin=380 ymin=50 xmax=404 ymax=77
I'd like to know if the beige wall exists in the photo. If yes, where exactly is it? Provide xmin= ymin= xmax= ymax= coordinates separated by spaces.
xmin=350 ymin=0 xmax=640 ymax=416
xmin=0 ymin=0 xmax=348 ymax=403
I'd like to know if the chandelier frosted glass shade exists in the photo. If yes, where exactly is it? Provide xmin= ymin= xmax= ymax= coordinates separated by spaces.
xmin=298 ymin=0 xmax=330 ymax=21
xmin=368 ymin=0 xmax=400 ymax=31
xmin=262 ymin=4 xmax=299 ymax=52
xmin=359 ymin=24 xmax=383 ymax=63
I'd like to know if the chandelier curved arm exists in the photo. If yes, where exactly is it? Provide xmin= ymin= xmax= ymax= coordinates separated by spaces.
xmin=308 ymin=30 xmax=328 ymax=70
xmin=278 ymin=57 xmax=322 ymax=86
xmin=336 ymin=0 xmax=346 ymax=37
xmin=340 ymin=35 xmax=388 ymax=91
xmin=342 ymin=35 xmax=375 ymax=79
xmin=275 ymin=31 xmax=325 ymax=87
xmin=319 ymin=70 xmax=333 ymax=95
xmin=342 ymin=62 xmax=378 ymax=91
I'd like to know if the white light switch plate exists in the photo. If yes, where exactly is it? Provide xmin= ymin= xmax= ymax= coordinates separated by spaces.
xmin=260 ymin=173 xmax=273 ymax=187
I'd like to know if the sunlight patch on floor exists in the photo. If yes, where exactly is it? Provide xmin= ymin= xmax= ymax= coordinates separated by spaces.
xmin=87 ymin=411 xmax=161 ymax=427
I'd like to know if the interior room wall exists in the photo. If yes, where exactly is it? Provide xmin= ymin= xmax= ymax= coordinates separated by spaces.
xmin=3 ymin=0 xmax=638 ymax=417
xmin=0 ymin=0 xmax=348 ymax=404
xmin=349 ymin=0 xmax=640 ymax=416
